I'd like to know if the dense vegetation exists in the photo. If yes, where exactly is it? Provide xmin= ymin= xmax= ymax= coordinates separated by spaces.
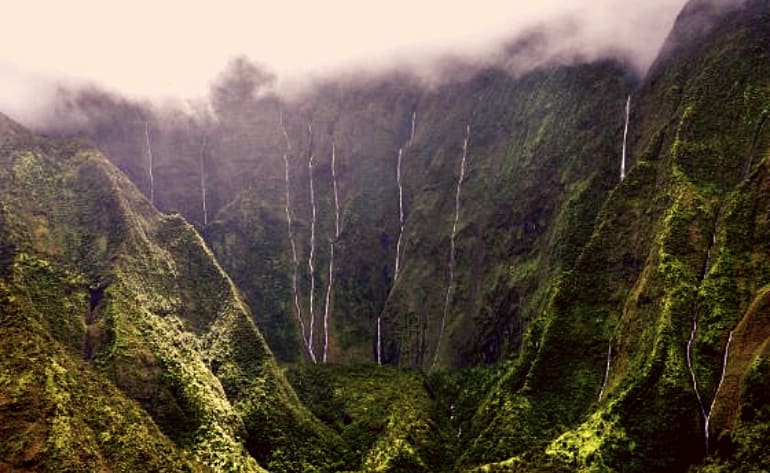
xmin=0 ymin=120 xmax=346 ymax=471
xmin=2 ymin=0 xmax=770 ymax=471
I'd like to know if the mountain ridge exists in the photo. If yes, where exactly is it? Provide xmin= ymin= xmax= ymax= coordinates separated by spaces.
xmin=3 ymin=0 xmax=770 ymax=471
xmin=0 ymin=119 xmax=347 ymax=471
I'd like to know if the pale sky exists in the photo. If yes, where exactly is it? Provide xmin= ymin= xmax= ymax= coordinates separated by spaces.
xmin=0 ymin=0 xmax=687 ymax=124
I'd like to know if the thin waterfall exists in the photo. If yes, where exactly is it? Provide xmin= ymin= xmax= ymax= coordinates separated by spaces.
xmin=704 ymin=331 xmax=734 ymax=455
xmin=307 ymin=122 xmax=318 ymax=361
xmin=621 ymin=96 xmax=631 ymax=182
xmin=332 ymin=143 xmax=341 ymax=238
xmin=432 ymin=123 xmax=471 ymax=369
xmin=688 ymin=219 xmax=721 ymax=444
xmin=322 ymin=142 xmax=341 ymax=363
xmin=598 ymin=340 xmax=612 ymax=401
xmin=322 ymin=243 xmax=334 ymax=363
xmin=394 ymin=110 xmax=416 ymax=281
xmin=144 ymin=121 xmax=155 ymax=205
xmin=380 ymin=110 xmax=417 ymax=365
xmin=393 ymin=148 xmax=405 ymax=282
xmin=198 ymin=135 xmax=208 ymax=225
xmin=281 ymin=112 xmax=314 ymax=363
xmin=687 ymin=315 xmax=708 ymax=420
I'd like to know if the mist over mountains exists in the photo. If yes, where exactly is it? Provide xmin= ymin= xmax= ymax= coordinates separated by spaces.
xmin=1 ymin=0 xmax=693 ymax=126
xmin=2 ymin=0 xmax=770 ymax=472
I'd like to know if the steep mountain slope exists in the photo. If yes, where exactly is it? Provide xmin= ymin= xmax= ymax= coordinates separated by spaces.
xmin=0 ymin=115 xmax=347 ymax=472
xmin=202 ymin=62 xmax=632 ymax=369
xmin=11 ymin=0 xmax=770 ymax=471
xmin=45 ymin=60 xmax=633 ymax=370
xmin=457 ymin=0 xmax=770 ymax=471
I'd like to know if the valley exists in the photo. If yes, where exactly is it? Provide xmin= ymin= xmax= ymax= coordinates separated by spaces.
xmin=2 ymin=0 xmax=770 ymax=471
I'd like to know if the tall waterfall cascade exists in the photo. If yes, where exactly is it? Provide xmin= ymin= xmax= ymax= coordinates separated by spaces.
xmin=621 ymin=95 xmax=631 ymax=182
xmin=307 ymin=122 xmax=318 ymax=362
xmin=704 ymin=331 xmax=734 ymax=454
xmin=432 ymin=123 xmax=471 ymax=369
xmin=687 ymin=221 xmax=726 ymax=454
xmin=322 ymin=142 xmax=341 ymax=363
xmin=379 ymin=111 xmax=418 ymax=365
xmin=393 ymin=148 xmax=406 ymax=282
xmin=281 ymin=112 xmax=315 ymax=363
xmin=322 ymin=243 xmax=334 ymax=363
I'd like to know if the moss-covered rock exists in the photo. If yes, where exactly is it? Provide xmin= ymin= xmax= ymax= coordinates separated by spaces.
xmin=0 ymin=117 xmax=345 ymax=472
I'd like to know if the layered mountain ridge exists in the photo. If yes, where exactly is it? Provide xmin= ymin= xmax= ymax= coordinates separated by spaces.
xmin=0 ymin=119 xmax=346 ymax=471
xmin=2 ymin=0 xmax=770 ymax=471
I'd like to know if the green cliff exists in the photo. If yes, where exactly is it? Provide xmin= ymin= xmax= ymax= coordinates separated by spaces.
xmin=3 ymin=0 xmax=770 ymax=471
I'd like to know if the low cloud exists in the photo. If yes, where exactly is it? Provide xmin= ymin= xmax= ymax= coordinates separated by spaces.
xmin=0 ymin=0 xmax=720 ymax=125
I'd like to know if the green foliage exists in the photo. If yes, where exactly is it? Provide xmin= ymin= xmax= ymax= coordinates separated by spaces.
xmin=0 ymin=127 xmax=345 ymax=472
xmin=287 ymin=364 xmax=454 ymax=472
xmin=4 ymin=2 xmax=770 ymax=472
xmin=0 ymin=265 xmax=209 ymax=472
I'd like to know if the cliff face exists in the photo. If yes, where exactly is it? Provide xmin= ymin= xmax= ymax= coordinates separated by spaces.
xmin=4 ymin=0 xmax=770 ymax=471
xmin=0 ymin=117 xmax=346 ymax=472
xmin=201 ymin=61 xmax=631 ymax=371
xmin=44 ymin=60 xmax=632 ymax=369
xmin=460 ymin=1 xmax=770 ymax=470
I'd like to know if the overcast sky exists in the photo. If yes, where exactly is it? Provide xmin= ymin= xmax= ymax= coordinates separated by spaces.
xmin=0 ymin=0 xmax=688 ymax=123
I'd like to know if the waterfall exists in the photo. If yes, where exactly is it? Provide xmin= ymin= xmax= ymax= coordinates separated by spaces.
xmin=598 ymin=340 xmax=612 ymax=401
xmin=687 ymin=314 xmax=708 ymax=420
xmin=323 ymin=243 xmax=334 ymax=363
xmin=393 ymin=147 xmax=405 ymax=282
xmin=322 ymin=142 xmax=341 ymax=364
xmin=432 ymin=123 xmax=471 ymax=369
xmin=379 ymin=111 xmax=417 ymax=365
xmin=394 ymin=110 xmax=416 ymax=282
xmin=704 ymin=331 xmax=734 ymax=455
xmin=688 ymin=219 xmax=722 ymax=450
xmin=198 ymin=135 xmax=208 ymax=225
xmin=621 ymin=96 xmax=631 ymax=182
xmin=144 ymin=121 xmax=155 ymax=205
xmin=307 ymin=122 xmax=318 ymax=361
xmin=332 ymin=142 xmax=341 ymax=239
xmin=281 ymin=112 xmax=315 ymax=363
